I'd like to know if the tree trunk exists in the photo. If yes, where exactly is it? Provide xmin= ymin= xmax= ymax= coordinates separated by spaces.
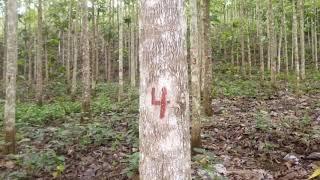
xmin=315 ymin=22 xmax=318 ymax=71
xmin=4 ymin=0 xmax=17 ymax=154
xmin=277 ymin=21 xmax=283 ymax=74
xmin=139 ymin=0 xmax=191 ymax=179
xmin=267 ymin=15 xmax=271 ymax=71
xmin=293 ymin=0 xmax=300 ymax=84
xmin=190 ymin=0 xmax=202 ymax=149
xmin=103 ymin=39 xmax=107 ymax=81
xmin=199 ymin=0 xmax=205 ymax=94
xmin=36 ymin=0 xmax=43 ymax=105
xmin=268 ymin=0 xmax=276 ymax=84
xmin=202 ymin=0 xmax=213 ymax=116
xmin=95 ymin=12 xmax=100 ymax=85
xmin=282 ymin=0 xmax=289 ymax=77
xmin=107 ymin=42 xmax=112 ymax=82
xmin=28 ymin=40 xmax=33 ymax=85
xmin=2 ymin=0 xmax=8 ymax=82
xmin=257 ymin=0 xmax=264 ymax=80
xmin=44 ymin=36 xmax=49 ymax=83
xmin=240 ymin=2 xmax=245 ymax=75
xmin=298 ymin=0 xmax=305 ymax=79
xmin=71 ymin=19 xmax=78 ymax=97
xmin=81 ymin=0 xmax=91 ymax=119
xmin=312 ymin=20 xmax=315 ymax=68
xmin=66 ymin=1 xmax=72 ymax=86
xmin=130 ymin=2 xmax=136 ymax=87
xmin=118 ymin=0 xmax=124 ymax=101
xmin=247 ymin=26 xmax=252 ymax=78
xmin=91 ymin=1 xmax=97 ymax=90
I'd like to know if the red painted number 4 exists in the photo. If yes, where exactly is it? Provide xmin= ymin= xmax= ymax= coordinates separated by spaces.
xmin=151 ymin=87 xmax=170 ymax=119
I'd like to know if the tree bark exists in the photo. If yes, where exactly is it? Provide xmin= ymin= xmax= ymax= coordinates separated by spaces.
xmin=293 ymin=0 xmax=300 ymax=84
xmin=202 ymin=0 xmax=213 ymax=116
xmin=28 ymin=39 xmax=33 ymax=85
xmin=277 ymin=21 xmax=283 ymax=74
xmin=4 ymin=0 xmax=17 ymax=154
xmin=139 ymin=0 xmax=191 ymax=179
xmin=66 ymin=1 xmax=72 ymax=86
xmin=71 ymin=18 xmax=78 ymax=97
xmin=44 ymin=36 xmax=49 ymax=83
xmin=190 ymin=0 xmax=202 ymax=149
xmin=247 ymin=26 xmax=252 ymax=78
xmin=130 ymin=2 xmax=136 ymax=87
xmin=298 ymin=0 xmax=305 ymax=79
xmin=118 ymin=0 xmax=124 ymax=101
xmin=36 ymin=0 xmax=43 ymax=105
xmin=81 ymin=0 xmax=91 ymax=119
xmin=2 ymin=0 xmax=8 ymax=82
xmin=282 ymin=0 xmax=289 ymax=77
xmin=313 ymin=0 xmax=318 ymax=70
xmin=91 ymin=1 xmax=97 ymax=90
xmin=268 ymin=0 xmax=276 ymax=84
xmin=256 ymin=0 xmax=264 ymax=80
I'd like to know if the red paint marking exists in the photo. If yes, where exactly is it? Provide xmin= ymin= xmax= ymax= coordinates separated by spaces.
xmin=151 ymin=87 xmax=170 ymax=119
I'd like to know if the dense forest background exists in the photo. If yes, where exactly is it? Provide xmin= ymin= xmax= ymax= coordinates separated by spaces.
xmin=0 ymin=0 xmax=320 ymax=179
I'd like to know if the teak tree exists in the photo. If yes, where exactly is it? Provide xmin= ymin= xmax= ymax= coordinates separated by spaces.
xmin=4 ymin=0 xmax=17 ymax=154
xmin=81 ymin=0 xmax=91 ymax=119
xmin=139 ymin=0 xmax=191 ymax=179
xmin=202 ymin=0 xmax=213 ymax=116
xmin=35 ymin=0 xmax=43 ymax=105
xmin=190 ymin=0 xmax=202 ymax=149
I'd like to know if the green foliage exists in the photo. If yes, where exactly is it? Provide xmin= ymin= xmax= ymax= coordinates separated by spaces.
xmin=92 ymin=94 xmax=113 ymax=114
xmin=80 ymin=122 xmax=121 ymax=147
xmin=262 ymin=142 xmax=278 ymax=152
xmin=14 ymin=101 xmax=80 ymax=125
xmin=15 ymin=149 xmax=65 ymax=176
xmin=125 ymin=117 xmax=139 ymax=148
xmin=300 ymin=114 xmax=312 ymax=127
xmin=255 ymin=111 xmax=272 ymax=132
xmin=51 ymin=121 xmax=122 ymax=151
xmin=192 ymin=148 xmax=226 ymax=179
xmin=95 ymin=83 xmax=119 ymax=100
xmin=122 ymin=152 xmax=139 ymax=178
xmin=212 ymin=64 xmax=273 ymax=98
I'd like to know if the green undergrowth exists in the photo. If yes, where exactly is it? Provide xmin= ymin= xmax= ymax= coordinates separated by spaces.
xmin=0 ymin=83 xmax=140 ymax=179
xmin=213 ymin=63 xmax=320 ymax=98
xmin=0 ymin=83 xmax=139 ymax=127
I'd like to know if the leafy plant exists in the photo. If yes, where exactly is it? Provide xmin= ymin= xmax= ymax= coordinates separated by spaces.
xmin=122 ymin=152 xmax=139 ymax=178
xmin=300 ymin=114 xmax=312 ymax=127
xmin=15 ymin=149 xmax=65 ymax=176
xmin=255 ymin=111 xmax=272 ymax=132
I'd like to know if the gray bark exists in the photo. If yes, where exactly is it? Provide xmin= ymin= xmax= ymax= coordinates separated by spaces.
xmin=139 ymin=0 xmax=191 ymax=179
xmin=4 ymin=0 xmax=17 ymax=154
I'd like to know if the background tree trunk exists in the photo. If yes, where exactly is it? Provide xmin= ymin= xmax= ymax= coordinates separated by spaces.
xmin=202 ymin=0 xmax=213 ymax=116
xmin=118 ymin=0 xmax=124 ymax=101
xmin=35 ymin=0 xmax=43 ymax=105
xmin=91 ymin=1 xmax=97 ymax=90
xmin=298 ymin=0 xmax=305 ymax=79
xmin=66 ymin=1 xmax=72 ymax=87
xmin=268 ymin=0 xmax=276 ymax=84
xmin=190 ymin=0 xmax=202 ymax=149
xmin=4 ymin=0 xmax=17 ymax=154
xmin=81 ymin=0 xmax=91 ymax=119
xmin=2 ymin=0 xmax=8 ymax=83
xmin=313 ymin=0 xmax=318 ymax=70
xmin=130 ymin=2 xmax=136 ymax=87
xmin=257 ymin=0 xmax=264 ymax=80
xmin=293 ymin=0 xmax=300 ymax=84
xmin=71 ymin=18 xmax=78 ymax=97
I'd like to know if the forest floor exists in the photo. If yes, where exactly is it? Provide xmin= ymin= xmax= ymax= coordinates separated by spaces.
xmin=1 ymin=67 xmax=320 ymax=180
